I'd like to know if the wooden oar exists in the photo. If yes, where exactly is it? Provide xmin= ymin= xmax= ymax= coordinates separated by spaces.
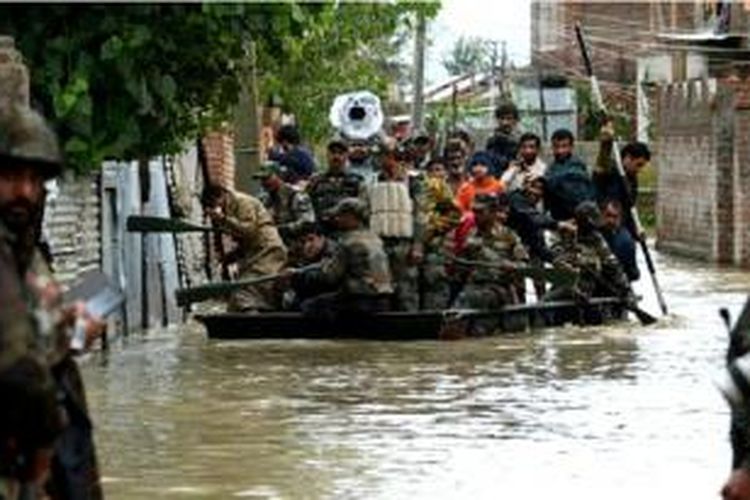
xmin=450 ymin=257 xmax=578 ymax=287
xmin=175 ymin=263 xmax=322 ymax=306
xmin=126 ymin=215 xmax=220 ymax=233
xmin=575 ymin=23 xmax=668 ymax=316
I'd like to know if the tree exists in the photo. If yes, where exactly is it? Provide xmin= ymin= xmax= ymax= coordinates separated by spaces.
xmin=257 ymin=2 xmax=440 ymax=144
xmin=0 ymin=3 xmax=439 ymax=172
xmin=442 ymin=36 xmax=492 ymax=77
xmin=0 ymin=4 xmax=309 ymax=172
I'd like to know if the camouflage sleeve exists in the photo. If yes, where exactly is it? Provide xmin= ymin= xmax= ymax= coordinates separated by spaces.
xmin=511 ymin=231 xmax=529 ymax=263
xmin=298 ymin=242 xmax=346 ymax=290
xmin=595 ymin=233 xmax=630 ymax=293
xmin=0 ymin=241 xmax=34 ymax=367
xmin=286 ymin=191 xmax=316 ymax=237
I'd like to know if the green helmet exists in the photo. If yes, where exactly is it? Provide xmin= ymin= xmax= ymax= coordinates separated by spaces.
xmin=328 ymin=197 xmax=369 ymax=222
xmin=0 ymin=105 xmax=62 ymax=179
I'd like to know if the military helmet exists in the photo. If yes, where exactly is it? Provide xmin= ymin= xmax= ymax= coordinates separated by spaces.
xmin=0 ymin=105 xmax=62 ymax=179
xmin=328 ymin=197 xmax=369 ymax=222
xmin=574 ymin=201 xmax=604 ymax=228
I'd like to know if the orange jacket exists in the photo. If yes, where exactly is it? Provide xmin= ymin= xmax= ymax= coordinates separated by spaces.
xmin=455 ymin=176 xmax=504 ymax=213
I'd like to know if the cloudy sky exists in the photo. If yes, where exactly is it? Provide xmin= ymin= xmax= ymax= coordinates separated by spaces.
xmin=425 ymin=0 xmax=532 ymax=84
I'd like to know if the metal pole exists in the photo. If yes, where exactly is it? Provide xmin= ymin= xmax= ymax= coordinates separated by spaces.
xmin=411 ymin=10 xmax=426 ymax=132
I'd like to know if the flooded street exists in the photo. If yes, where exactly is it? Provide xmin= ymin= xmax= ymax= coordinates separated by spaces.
xmin=82 ymin=250 xmax=750 ymax=499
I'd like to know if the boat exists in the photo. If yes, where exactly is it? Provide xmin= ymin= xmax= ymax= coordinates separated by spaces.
xmin=196 ymin=297 xmax=631 ymax=341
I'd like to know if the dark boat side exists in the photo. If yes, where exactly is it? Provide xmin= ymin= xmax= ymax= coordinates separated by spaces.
xmin=196 ymin=297 xmax=629 ymax=340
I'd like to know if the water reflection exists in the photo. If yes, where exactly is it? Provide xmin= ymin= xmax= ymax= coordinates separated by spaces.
xmin=82 ymin=252 xmax=750 ymax=499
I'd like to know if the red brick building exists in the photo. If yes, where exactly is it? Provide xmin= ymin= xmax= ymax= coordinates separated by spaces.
xmin=530 ymin=1 xmax=737 ymax=85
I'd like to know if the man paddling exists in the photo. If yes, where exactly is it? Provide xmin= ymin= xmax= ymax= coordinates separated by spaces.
xmin=203 ymin=185 xmax=287 ymax=312
xmin=291 ymin=198 xmax=393 ymax=321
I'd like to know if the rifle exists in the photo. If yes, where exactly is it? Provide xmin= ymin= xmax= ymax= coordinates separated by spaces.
xmin=449 ymin=257 xmax=578 ymax=287
xmin=574 ymin=22 xmax=668 ymax=316
xmin=175 ymin=263 xmax=322 ymax=307
xmin=126 ymin=215 xmax=223 ymax=234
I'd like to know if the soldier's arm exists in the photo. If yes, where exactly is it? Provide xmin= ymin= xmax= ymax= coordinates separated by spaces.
xmin=283 ymin=192 xmax=316 ymax=238
xmin=221 ymin=198 xmax=259 ymax=240
xmin=595 ymin=233 xmax=630 ymax=294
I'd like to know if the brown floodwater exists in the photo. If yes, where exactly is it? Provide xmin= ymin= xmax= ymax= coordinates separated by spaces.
xmin=82 ymin=250 xmax=750 ymax=499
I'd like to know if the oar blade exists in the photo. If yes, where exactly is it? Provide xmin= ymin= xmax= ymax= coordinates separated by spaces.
xmin=126 ymin=215 xmax=213 ymax=233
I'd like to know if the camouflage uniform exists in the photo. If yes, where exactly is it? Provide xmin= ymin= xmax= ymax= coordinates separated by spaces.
xmin=546 ymin=230 xmax=630 ymax=301
xmin=260 ymin=182 xmax=315 ymax=242
xmin=217 ymin=190 xmax=287 ymax=311
xmin=419 ymin=177 xmax=461 ymax=310
xmin=306 ymin=170 xmax=366 ymax=232
xmin=0 ymin=105 xmax=103 ymax=498
xmin=299 ymin=200 xmax=393 ymax=320
xmin=454 ymin=224 xmax=529 ymax=311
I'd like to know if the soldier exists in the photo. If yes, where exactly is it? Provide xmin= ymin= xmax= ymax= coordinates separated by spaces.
xmin=0 ymin=105 xmax=105 ymax=499
xmin=255 ymin=162 xmax=315 ymax=245
xmin=307 ymin=138 xmax=366 ymax=233
xmin=366 ymin=140 xmax=425 ymax=311
xmin=454 ymin=193 xmax=528 ymax=314
xmin=420 ymin=188 xmax=461 ymax=310
xmin=0 ymin=355 xmax=65 ymax=500
xmin=347 ymin=137 xmax=378 ymax=185
xmin=292 ymin=198 xmax=393 ymax=321
xmin=283 ymin=222 xmax=339 ymax=310
xmin=204 ymin=185 xmax=287 ymax=311
xmin=545 ymin=201 xmax=631 ymax=304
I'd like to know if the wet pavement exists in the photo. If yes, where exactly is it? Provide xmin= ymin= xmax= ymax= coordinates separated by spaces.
xmin=82 ymin=250 xmax=749 ymax=499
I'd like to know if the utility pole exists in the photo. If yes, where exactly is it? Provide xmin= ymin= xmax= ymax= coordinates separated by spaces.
xmin=500 ymin=40 xmax=509 ymax=100
xmin=233 ymin=39 xmax=261 ymax=194
xmin=411 ymin=10 xmax=426 ymax=132
xmin=488 ymin=40 xmax=498 ymax=110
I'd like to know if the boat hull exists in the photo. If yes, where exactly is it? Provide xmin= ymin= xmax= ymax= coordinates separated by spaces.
xmin=196 ymin=297 xmax=629 ymax=341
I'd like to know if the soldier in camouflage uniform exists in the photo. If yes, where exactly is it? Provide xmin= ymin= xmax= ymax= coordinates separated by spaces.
xmin=205 ymin=185 xmax=287 ymax=311
xmin=283 ymin=222 xmax=339 ymax=310
xmin=294 ymin=198 xmax=393 ymax=321
xmin=545 ymin=201 xmax=631 ymax=303
xmin=0 ymin=105 xmax=104 ymax=499
xmin=256 ymin=161 xmax=315 ymax=265
xmin=420 ymin=176 xmax=462 ymax=310
xmin=307 ymin=138 xmax=366 ymax=233
xmin=454 ymin=193 xmax=529 ymax=313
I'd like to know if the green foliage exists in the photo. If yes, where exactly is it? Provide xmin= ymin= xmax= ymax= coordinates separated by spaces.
xmin=442 ymin=36 xmax=493 ymax=77
xmin=0 ymin=3 xmax=439 ymax=172
xmin=258 ymin=2 xmax=440 ymax=145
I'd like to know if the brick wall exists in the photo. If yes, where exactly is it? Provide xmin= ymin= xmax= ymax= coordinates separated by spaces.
xmin=201 ymin=129 xmax=235 ymax=189
xmin=655 ymin=75 xmax=750 ymax=266
xmin=531 ymin=1 xmax=699 ymax=85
